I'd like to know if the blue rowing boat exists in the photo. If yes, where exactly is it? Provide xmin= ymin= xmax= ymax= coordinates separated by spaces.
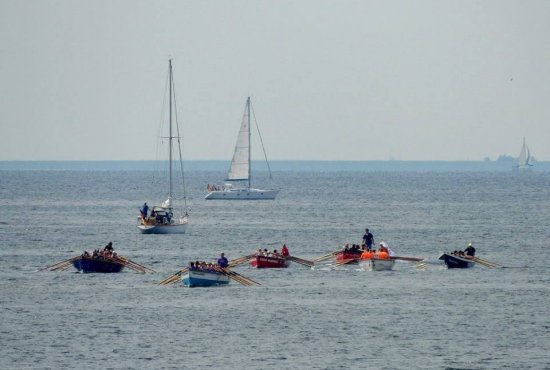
xmin=182 ymin=269 xmax=230 ymax=287
xmin=72 ymin=257 xmax=125 ymax=273
xmin=439 ymin=253 xmax=475 ymax=269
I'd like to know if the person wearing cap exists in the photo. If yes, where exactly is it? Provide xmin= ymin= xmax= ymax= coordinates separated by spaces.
xmin=464 ymin=242 xmax=476 ymax=257
xmin=363 ymin=228 xmax=374 ymax=249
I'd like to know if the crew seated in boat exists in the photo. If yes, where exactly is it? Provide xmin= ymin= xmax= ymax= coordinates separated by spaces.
xmin=346 ymin=244 xmax=361 ymax=253
xmin=360 ymin=248 xmax=375 ymax=260
xmin=375 ymin=243 xmax=390 ymax=259
xmin=81 ymin=250 xmax=91 ymax=258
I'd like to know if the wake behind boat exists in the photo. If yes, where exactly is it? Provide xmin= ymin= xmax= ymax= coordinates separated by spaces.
xmin=137 ymin=59 xmax=189 ymax=234
xmin=205 ymin=97 xmax=279 ymax=200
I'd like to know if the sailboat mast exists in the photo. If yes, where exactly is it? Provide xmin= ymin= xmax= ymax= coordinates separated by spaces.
xmin=169 ymin=59 xmax=173 ymax=200
xmin=247 ymin=96 xmax=251 ymax=190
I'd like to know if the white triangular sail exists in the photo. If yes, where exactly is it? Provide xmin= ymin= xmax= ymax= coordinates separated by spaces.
xmin=517 ymin=137 xmax=533 ymax=168
xmin=226 ymin=100 xmax=250 ymax=181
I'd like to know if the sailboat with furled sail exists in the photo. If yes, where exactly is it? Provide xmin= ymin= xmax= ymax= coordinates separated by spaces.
xmin=137 ymin=59 xmax=189 ymax=234
xmin=205 ymin=97 xmax=279 ymax=200
xmin=515 ymin=137 xmax=534 ymax=170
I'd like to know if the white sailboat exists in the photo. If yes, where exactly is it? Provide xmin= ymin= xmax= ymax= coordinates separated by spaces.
xmin=137 ymin=59 xmax=189 ymax=234
xmin=515 ymin=137 xmax=534 ymax=170
xmin=205 ymin=97 xmax=279 ymax=200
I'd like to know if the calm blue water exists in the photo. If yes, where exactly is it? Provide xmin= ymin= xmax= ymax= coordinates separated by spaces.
xmin=1 ymin=166 xmax=549 ymax=369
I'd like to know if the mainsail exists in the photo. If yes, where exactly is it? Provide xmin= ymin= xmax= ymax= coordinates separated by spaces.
xmin=517 ymin=137 xmax=533 ymax=168
xmin=226 ymin=98 xmax=251 ymax=181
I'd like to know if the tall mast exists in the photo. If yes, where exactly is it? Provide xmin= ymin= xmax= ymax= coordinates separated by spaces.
xmin=169 ymin=59 xmax=173 ymax=200
xmin=247 ymin=96 xmax=251 ymax=190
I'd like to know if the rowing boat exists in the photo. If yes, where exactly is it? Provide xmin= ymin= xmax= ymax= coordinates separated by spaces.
xmin=359 ymin=258 xmax=395 ymax=271
xmin=182 ymin=269 xmax=230 ymax=287
xmin=438 ymin=253 xmax=475 ymax=269
xmin=72 ymin=256 xmax=125 ymax=273
xmin=336 ymin=251 xmax=362 ymax=263
xmin=250 ymin=255 xmax=290 ymax=268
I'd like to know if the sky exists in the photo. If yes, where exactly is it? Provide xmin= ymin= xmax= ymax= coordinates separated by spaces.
xmin=1 ymin=0 xmax=549 ymax=161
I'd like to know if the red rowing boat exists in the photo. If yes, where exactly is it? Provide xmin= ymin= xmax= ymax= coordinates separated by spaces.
xmin=336 ymin=250 xmax=362 ymax=262
xmin=250 ymin=255 xmax=290 ymax=268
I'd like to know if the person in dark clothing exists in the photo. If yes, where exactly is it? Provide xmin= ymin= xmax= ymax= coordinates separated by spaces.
xmin=217 ymin=253 xmax=229 ymax=268
xmin=140 ymin=202 xmax=149 ymax=218
xmin=464 ymin=242 xmax=476 ymax=257
xmin=104 ymin=242 xmax=114 ymax=252
xmin=363 ymin=228 xmax=374 ymax=249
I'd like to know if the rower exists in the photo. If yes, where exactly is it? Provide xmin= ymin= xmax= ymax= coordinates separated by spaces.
xmin=375 ymin=242 xmax=390 ymax=259
xmin=360 ymin=248 xmax=374 ymax=260
xmin=217 ymin=253 xmax=229 ymax=268
xmin=464 ymin=242 xmax=476 ymax=257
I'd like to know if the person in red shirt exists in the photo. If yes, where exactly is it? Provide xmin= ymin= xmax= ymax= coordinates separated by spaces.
xmin=281 ymin=244 xmax=290 ymax=256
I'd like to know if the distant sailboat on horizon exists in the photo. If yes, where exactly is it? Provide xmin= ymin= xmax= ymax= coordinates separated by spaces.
xmin=515 ymin=137 xmax=534 ymax=170
xmin=205 ymin=97 xmax=279 ymax=200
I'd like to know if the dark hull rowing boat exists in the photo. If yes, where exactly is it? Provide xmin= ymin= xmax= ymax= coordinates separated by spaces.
xmin=72 ymin=257 xmax=125 ymax=273
xmin=250 ymin=255 xmax=290 ymax=268
xmin=439 ymin=253 xmax=475 ymax=269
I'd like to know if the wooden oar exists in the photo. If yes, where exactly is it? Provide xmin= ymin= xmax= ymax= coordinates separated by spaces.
xmin=228 ymin=254 xmax=255 ymax=268
xmin=221 ymin=268 xmax=261 ymax=286
xmin=391 ymin=256 xmax=424 ymax=262
xmin=314 ymin=250 xmax=340 ymax=262
xmin=158 ymin=267 xmax=189 ymax=285
xmin=114 ymin=256 xmax=156 ymax=273
xmin=472 ymin=256 xmax=503 ymax=268
xmin=286 ymin=256 xmax=314 ymax=267
xmin=469 ymin=257 xmax=497 ymax=269
xmin=41 ymin=255 xmax=81 ymax=271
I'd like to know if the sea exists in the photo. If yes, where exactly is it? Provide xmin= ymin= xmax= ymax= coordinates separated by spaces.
xmin=1 ymin=161 xmax=549 ymax=369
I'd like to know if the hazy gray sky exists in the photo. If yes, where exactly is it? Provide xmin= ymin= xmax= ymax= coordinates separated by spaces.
xmin=1 ymin=0 xmax=549 ymax=161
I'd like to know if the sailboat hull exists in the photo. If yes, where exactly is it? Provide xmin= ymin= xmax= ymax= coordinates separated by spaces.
xmin=137 ymin=219 xmax=188 ymax=234
xmin=205 ymin=188 xmax=279 ymax=200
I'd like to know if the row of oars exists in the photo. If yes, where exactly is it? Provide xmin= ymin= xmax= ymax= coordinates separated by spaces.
xmin=41 ymin=255 xmax=155 ymax=274
xmin=471 ymin=256 xmax=503 ymax=269
xmin=41 ymin=256 xmax=82 ymax=272
xmin=158 ymin=254 xmax=256 ymax=286
xmin=286 ymin=256 xmax=314 ymax=267
xmin=221 ymin=268 xmax=261 ymax=286
xmin=112 ymin=256 xmax=156 ymax=273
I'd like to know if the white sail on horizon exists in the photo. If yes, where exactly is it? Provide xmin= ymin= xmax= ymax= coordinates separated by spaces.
xmin=517 ymin=137 xmax=533 ymax=169
xmin=226 ymin=100 xmax=250 ymax=181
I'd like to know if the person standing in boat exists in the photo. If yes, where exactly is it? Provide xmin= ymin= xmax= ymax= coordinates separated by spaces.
xmin=363 ymin=228 xmax=374 ymax=249
xmin=464 ymin=242 xmax=476 ymax=257
xmin=217 ymin=253 xmax=229 ymax=268
xmin=104 ymin=242 xmax=113 ymax=252
xmin=281 ymin=244 xmax=289 ymax=256
xmin=140 ymin=202 xmax=149 ymax=219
